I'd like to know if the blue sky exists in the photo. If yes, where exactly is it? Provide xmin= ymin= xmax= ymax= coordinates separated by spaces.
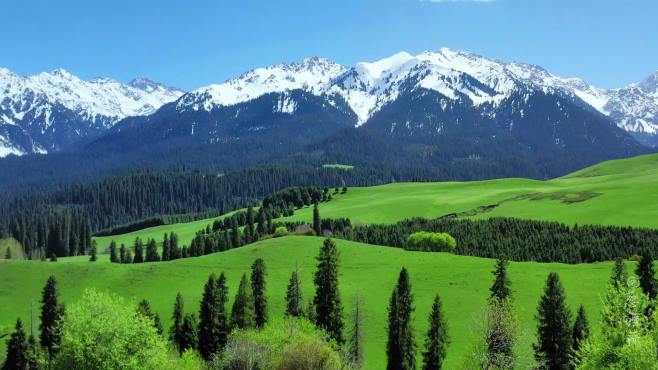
xmin=3 ymin=0 xmax=657 ymax=90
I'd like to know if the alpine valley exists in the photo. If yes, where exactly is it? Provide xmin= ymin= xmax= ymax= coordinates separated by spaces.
xmin=1 ymin=48 xmax=656 ymax=192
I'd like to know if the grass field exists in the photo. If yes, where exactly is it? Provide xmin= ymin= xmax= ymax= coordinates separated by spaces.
xmin=93 ymin=154 xmax=658 ymax=253
xmin=0 ymin=236 xmax=617 ymax=369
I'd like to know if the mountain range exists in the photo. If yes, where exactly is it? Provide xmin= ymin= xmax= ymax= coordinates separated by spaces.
xmin=0 ymin=48 xmax=655 ymax=193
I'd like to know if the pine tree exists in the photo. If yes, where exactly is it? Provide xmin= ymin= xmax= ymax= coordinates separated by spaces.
xmin=636 ymin=250 xmax=657 ymax=300
xmin=422 ymin=294 xmax=449 ymax=370
xmin=145 ymin=238 xmax=160 ymax=262
xmin=571 ymin=305 xmax=589 ymax=359
xmin=386 ymin=267 xmax=416 ymax=370
xmin=245 ymin=206 xmax=255 ymax=244
xmin=313 ymin=203 xmax=321 ymax=235
xmin=170 ymin=232 xmax=179 ymax=259
xmin=285 ymin=267 xmax=303 ymax=317
xmin=180 ymin=314 xmax=199 ymax=353
xmin=162 ymin=233 xmax=170 ymax=261
xmin=119 ymin=243 xmax=126 ymax=263
xmin=137 ymin=299 xmax=164 ymax=335
xmin=25 ymin=334 xmax=40 ymax=370
xmin=198 ymin=272 xmax=230 ymax=360
xmin=256 ymin=208 xmax=266 ymax=236
xmin=251 ymin=258 xmax=268 ymax=328
xmin=534 ymin=273 xmax=572 ymax=370
xmin=348 ymin=294 xmax=365 ymax=368
xmin=170 ymin=293 xmax=185 ymax=354
xmin=109 ymin=240 xmax=118 ymax=263
xmin=231 ymin=220 xmax=241 ymax=248
xmin=40 ymin=275 xmax=64 ymax=358
xmin=610 ymin=257 xmax=627 ymax=288
xmin=88 ymin=240 xmax=97 ymax=262
xmin=230 ymin=274 xmax=255 ymax=329
xmin=490 ymin=257 xmax=511 ymax=302
xmin=3 ymin=318 xmax=28 ymax=370
xmin=133 ymin=237 xmax=144 ymax=263
xmin=314 ymin=238 xmax=344 ymax=344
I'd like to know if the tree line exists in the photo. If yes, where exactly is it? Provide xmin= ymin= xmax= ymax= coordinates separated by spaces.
xmin=334 ymin=216 xmax=658 ymax=263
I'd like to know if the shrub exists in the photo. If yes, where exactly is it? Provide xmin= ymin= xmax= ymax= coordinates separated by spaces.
xmin=211 ymin=318 xmax=345 ymax=370
xmin=274 ymin=227 xmax=288 ymax=237
xmin=53 ymin=289 xmax=187 ymax=370
xmin=406 ymin=232 xmax=456 ymax=252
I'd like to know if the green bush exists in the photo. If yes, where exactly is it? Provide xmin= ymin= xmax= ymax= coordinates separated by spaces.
xmin=274 ymin=226 xmax=289 ymax=237
xmin=53 ymin=289 xmax=198 ymax=370
xmin=211 ymin=318 xmax=345 ymax=370
xmin=406 ymin=231 xmax=457 ymax=252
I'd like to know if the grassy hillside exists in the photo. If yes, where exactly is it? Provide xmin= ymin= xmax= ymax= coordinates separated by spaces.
xmin=0 ymin=236 xmax=616 ymax=369
xmin=93 ymin=154 xmax=658 ymax=252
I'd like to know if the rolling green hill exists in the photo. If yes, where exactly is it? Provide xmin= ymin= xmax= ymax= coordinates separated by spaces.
xmin=0 ymin=236 xmax=616 ymax=369
xmin=94 ymin=153 xmax=658 ymax=252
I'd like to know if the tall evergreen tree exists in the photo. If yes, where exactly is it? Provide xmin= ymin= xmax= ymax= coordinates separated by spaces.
xmin=635 ymin=250 xmax=657 ymax=300
xmin=571 ymin=305 xmax=590 ymax=361
xmin=231 ymin=219 xmax=241 ymax=248
xmin=245 ymin=206 xmax=255 ymax=244
xmin=170 ymin=232 xmax=179 ymax=259
xmin=285 ymin=267 xmax=303 ymax=317
xmin=162 ymin=233 xmax=170 ymax=261
xmin=170 ymin=293 xmax=185 ymax=354
xmin=423 ymin=294 xmax=449 ymax=370
xmin=386 ymin=267 xmax=416 ymax=370
xmin=610 ymin=257 xmax=627 ymax=288
xmin=313 ymin=203 xmax=321 ymax=235
xmin=123 ymin=248 xmax=132 ymax=264
xmin=251 ymin=258 xmax=268 ymax=328
xmin=230 ymin=274 xmax=256 ymax=329
xmin=313 ymin=238 xmax=344 ymax=344
xmin=119 ymin=243 xmax=126 ymax=263
xmin=180 ymin=314 xmax=199 ymax=353
xmin=256 ymin=208 xmax=266 ymax=236
xmin=534 ymin=273 xmax=572 ymax=370
xmin=40 ymin=275 xmax=64 ymax=358
xmin=348 ymin=294 xmax=365 ymax=368
xmin=490 ymin=257 xmax=511 ymax=302
xmin=145 ymin=238 xmax=160 ymax=262
xmin=137 ymin=299 xmax=164 ymax=336
xmin=109 ymin=241 xmax=118 ymax=263
xmin=198 ymin=272 xmax=229 ymax=360
xmin=133 ymin=237 xmax=144 ymax=263
xmin=89 ymin=240 xmax=97 ymax=262
xmin=2 ymin=318 xmax=28 ymax=370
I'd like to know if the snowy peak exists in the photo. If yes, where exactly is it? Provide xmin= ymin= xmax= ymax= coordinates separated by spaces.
xmin=177 ymin=57 xmax=348 ymax=112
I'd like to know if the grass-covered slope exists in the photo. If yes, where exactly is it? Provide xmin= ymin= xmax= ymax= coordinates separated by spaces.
xmin=1 ymin=236 xmax=615 ymax=369
xmin=93 ymin=154 xmax=658 ymax=253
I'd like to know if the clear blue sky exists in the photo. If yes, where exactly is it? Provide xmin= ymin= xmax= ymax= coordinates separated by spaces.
xmin=3 ymin=0 xmax=657 ymax=90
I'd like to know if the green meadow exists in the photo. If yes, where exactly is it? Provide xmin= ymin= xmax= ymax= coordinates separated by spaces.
xmin=0 ymin=236 xmax=616 ymax=369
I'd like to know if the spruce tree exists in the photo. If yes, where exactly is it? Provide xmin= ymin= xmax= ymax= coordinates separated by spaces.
xmin=25 ymin=334 xmax=40 ymax=370
xmin=89 ymin=240 xmax=97 ymax=262
xmin=180 ymin=314 xmax=199 ymax=353
xmin=534 ymin=273 xmax=572 ymax=370
xmin=245 ymin=206 xmax=255 ymax=244
xmin=145 ymin=238 xmax=160 ymax=262
xmin=313 ymin=203 xmax=321 ymax=235
xmin=256 ymin=208 xmax=266 ymax=236
xmin=251 ymin=258 xmax=268 ymax=328
xmin=119 ymin=243 xmax=126 ymax=263
xmin=423 ymin=294 xmax=449 ymax=370
xmin=170 ymin=232 xmax=179 ymax=259
xmin=40 ymin=275 xmax=64 ymax=358
xmin=230 ymin=274 xmax=256 ymax=329
xmin=285 ymin=267 xmax=303 ymax=317
xmin=137 ymin=299 xmax=164 ymax=336
xmin=3 ymin=318 xmax=28 ymax=370
xmin=313 ymin=238 xmax=344 ymax=344
xmin=123 ymin=248 xmax=132 ymax=264
xmin=109 ymin=241 xmax=118 ymax=263
xmin=490 ymin=257 xmax=511 ymax=302
xmin=386 ymin=267 xmax=416 ymax=370
xmin=636 ymin=250 xmax=657 ymax=300
xmin=231 ymin=220 xmax=241 ymax=248
xmin=170 ymin=293 xmax=185 ymax=354
xmin=162 ymin=233 xmax=170 ymax=261
xmin=198 ymin=272 xmax=229 ymax=360
xmin=571 ymin=305 xmax=589 ymax=358
xmin=610 ymin=257 xmax=627 ymax=288
xmin=133 ymin=238 xmax=144 ymax=263
xmin=348 ymin=294 xmax=365 ymax=368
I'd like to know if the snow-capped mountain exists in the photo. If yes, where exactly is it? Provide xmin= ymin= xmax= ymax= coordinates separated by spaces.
xmin=0 ymin=68 xmax=184 ymax=156
xmin=173 ymin=48 xmax=657 ymax=144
